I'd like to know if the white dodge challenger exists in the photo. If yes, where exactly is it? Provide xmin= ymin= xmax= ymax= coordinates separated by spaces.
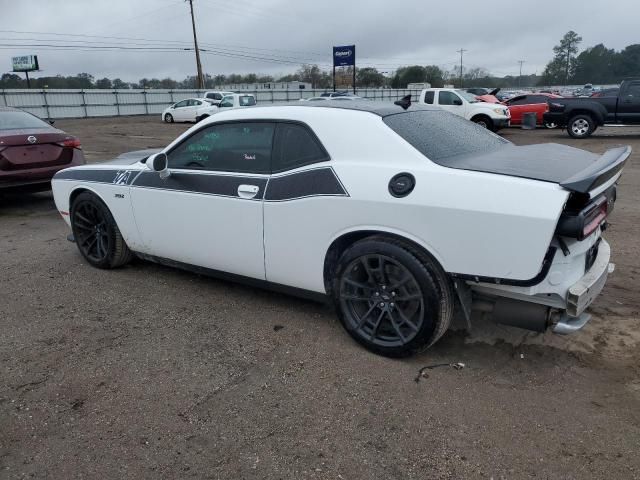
xmin=51 ymin=101 xmax=629 ymax=356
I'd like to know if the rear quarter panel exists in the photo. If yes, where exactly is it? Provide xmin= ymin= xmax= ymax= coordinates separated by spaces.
xmin=261 ymin=110 xmax=569 ymax=293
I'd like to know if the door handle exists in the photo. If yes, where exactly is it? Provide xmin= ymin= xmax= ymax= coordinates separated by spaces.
xmin=237 ymin=184 xmax=259 ymax=199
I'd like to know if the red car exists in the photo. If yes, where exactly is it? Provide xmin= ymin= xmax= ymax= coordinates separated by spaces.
xmin=0 ymin=107 xmax=85 ymax=191
xmin=502 ymin=93 xmax=562 ymax=127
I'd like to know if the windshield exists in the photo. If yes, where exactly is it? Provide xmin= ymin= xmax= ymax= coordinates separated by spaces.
xmin=0 ymin=110 xmax=51 ymax=130
xmin=456 ymin=90 xmax=480 ymax=103
xmin=383 ymin=110 xmax=509 ymax=162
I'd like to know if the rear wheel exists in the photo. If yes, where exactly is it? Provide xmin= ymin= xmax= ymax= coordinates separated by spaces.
xmin=567 ymin=114 xmax=596 ymax=138
xmin=332 ymin=236 xmax=453 ymax=357
xmin=164 ymin=113 xmax=174 ymax=123
xmin=71 ymin=192 xmax=133 ymax=269
xmin=472 ymin=115 xmax=494 ymax=131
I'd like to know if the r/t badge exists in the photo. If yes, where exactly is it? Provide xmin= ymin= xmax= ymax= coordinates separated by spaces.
xmin=113 ymin=170 xmax=132 ymax=185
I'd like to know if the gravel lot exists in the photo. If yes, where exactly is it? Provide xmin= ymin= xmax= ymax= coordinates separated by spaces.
xmin=1 ymin=116 xmax=639 ymax=479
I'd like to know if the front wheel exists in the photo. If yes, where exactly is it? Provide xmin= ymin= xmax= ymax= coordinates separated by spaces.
xmin=71 ymin=192 xmax=134 ymax=269
xmin=332 ymin=236 xmax=454 ymax=357
xmin=471 ymin=115 xmax=494 ymax=131
xmin=567 ymin=114 xmax=596 ymax=138
xmin=164 ymin=113 xmax=174 ymax=123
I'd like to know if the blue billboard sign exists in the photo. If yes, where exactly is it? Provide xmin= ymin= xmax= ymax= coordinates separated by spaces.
xmin=333 ymin=45 xmax=355 ymax=67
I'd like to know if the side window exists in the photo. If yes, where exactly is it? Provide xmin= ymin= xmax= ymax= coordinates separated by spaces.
xmin=272 ymin=123 xmax=329 ymax=173
xmin=423 ymin=91 xmax=434 ymax=104
xmin=507 ymin=96 xmax=528 ymax=105
xmin=626 ymin=82 xmax=640 ymax=97
xmin=190 ymin=100 xmax=201 ymax=106
xmin=438 ymin=91 xmax=461 ymax=106
xmin=167 ymin=122 xmax=275 ymax=174
xmin=213 ymin=93 xmax=222 ymax=100
xmin=174 ymin=100 xmax=188 ymax=108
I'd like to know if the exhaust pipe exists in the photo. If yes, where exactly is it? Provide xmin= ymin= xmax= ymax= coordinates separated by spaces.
xmin=472 ymin=297 xmax=552 ymax=332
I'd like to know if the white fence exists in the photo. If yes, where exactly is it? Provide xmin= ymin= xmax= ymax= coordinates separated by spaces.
xmin=0 ymin=89 xmax=421 ymax=119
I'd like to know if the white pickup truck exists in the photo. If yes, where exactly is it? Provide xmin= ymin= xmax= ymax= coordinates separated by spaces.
xmin=418 ymin=88 xmax=510 ymax=131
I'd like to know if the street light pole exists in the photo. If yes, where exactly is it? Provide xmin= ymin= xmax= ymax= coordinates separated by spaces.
xmin=518 ymin=60 xmax=525 ymax=88
xmin=457 ymin=48 xmax=467 ymax=87
xmin=187 ymin=0 xmax=205 ymax=89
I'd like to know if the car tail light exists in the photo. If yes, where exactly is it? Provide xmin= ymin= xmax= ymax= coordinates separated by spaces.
xmin=57 ymin=137 xmax=82 ymax=148
xmin=582 ymin=197 xmax=608 ymax=239
xmin=556 ymin=192 xmax=612 ymax=241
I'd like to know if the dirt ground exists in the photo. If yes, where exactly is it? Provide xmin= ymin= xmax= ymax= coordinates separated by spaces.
xmin=1 ymin=116 xmax=639 ymax=479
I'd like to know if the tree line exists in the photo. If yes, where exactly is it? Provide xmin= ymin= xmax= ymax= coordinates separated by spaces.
xmin=539 ymin=31 xmax=640 ymax=85
xmin=2 ymin=34 xmax=638 ymax=90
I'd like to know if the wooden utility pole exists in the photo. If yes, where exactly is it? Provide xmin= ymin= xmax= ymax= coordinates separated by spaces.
xmin=187 ymin=0 xmax=205 ymax=89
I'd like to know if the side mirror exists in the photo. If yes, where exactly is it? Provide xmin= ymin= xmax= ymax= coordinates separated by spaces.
xmin=453 ymin=99 xmax=463 ymax=106
xmin=147 ymin=152 xmax=170 ymax=179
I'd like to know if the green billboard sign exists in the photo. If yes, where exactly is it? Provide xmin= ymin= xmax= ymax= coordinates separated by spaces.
xmin=12 ymin=55 xmax=39 ymax=72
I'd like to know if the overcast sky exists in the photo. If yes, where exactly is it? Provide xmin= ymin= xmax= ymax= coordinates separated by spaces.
xmin=1 ymin=0 xmax=639 ymax=82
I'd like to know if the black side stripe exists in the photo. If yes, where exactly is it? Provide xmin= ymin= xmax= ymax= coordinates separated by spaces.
xmin=264 ymin=167 xmax=348 ymax=201
xmin=54 ymin=168 xmax=137 ymax=185
xmin=54 ymin=167 xmax=349 ymax=201
xmin=132 ymin=171 xmax=268 ymax=200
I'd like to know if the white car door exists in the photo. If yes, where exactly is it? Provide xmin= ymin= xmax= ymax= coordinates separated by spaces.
xmin=129 ymin=121 xmax=275 ymax=279
xmin=170 ymin=100 xmax=189 ymax=121
xmin=436 ymin=91 xmax=466 ymax=117
xmin=186 ymin=99 xmax=203 ymax=121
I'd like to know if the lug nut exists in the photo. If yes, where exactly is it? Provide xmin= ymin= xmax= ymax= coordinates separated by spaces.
xmin=379 ymin=302 xmax=385 ymax=307
xmin=381 ymin=285 xmax=386 ymax=290
xmin=390 ymin=303 xmax=395 ymax=308
xmin=391 ymin=292 xmax=396 ymax=297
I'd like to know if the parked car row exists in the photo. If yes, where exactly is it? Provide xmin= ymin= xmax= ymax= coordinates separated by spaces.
xmin=162 ymin=93 xmax=257 ymax=123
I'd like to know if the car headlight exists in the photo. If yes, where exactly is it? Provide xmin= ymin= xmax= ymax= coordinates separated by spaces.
xmin=493 ymin=108 xmax=507 ymax=115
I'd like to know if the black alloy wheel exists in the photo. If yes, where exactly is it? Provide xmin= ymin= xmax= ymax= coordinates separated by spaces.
xmin=339 ymin=254 xmax=425 ymax=348
xmin=332 ymin=236 xmax=454 ymax=357
xmin=71 ymin=192 xmax=133 ymax=269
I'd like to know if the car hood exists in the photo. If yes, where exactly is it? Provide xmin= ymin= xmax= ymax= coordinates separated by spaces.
xmin=441 ymin=143 xmax=630 ymax=193
xmin=101 ymin=148 xmax=161 ymax=165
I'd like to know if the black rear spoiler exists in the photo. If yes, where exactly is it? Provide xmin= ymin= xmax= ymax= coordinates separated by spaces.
xmin=560 ymin=146 xmax=631 ymax=193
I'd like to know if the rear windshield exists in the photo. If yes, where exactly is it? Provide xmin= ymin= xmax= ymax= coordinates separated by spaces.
xmin=383 ymin=110 xmax=509 ymax=162
xmin=0 ymin=111 xmax=50 ymax=130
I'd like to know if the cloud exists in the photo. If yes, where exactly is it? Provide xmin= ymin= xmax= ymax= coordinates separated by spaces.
xmin=1 ymin=0 xmax=638 ymax=82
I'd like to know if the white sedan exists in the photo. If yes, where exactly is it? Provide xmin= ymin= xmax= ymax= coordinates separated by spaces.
xmin=51 ymin=101 xmax=628 ymax=356
xmin=162 ymin=98 xmax=217 ymax=123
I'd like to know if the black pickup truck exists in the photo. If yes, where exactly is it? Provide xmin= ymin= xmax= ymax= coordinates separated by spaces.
xmin=544 ymin=79 xmax=640 ymax=138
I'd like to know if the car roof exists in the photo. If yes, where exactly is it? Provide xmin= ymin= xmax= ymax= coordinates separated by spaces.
xmin=223 ymin=100 xmax=440 ymax=118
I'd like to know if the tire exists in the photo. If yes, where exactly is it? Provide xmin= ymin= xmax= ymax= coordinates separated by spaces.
xmin=567 ymin=114 xmax=595 ymax=138
xmin=164 ymin=113 xmax=174 ymax=123
xmin=196 ymin=114 xmax=209 ymax=123
xmin=472 ymin=115 xmax=494 ymax=131
xmin=70 ymin=192 xmax=134 ymax=269
xmin=331 ymin=235 xmax=454 ymax=357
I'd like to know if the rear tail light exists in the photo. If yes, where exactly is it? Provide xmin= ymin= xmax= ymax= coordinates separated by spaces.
xmin=556 ymin=192 xmax=611 ymax=240
xmin=57 ymin=137 xmax=82 ymax=149
xmin=582 ymin=197 xmax=608 ymax=239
